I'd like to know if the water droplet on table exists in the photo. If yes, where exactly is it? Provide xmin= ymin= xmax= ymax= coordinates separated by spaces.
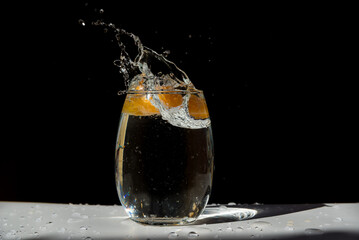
xmin=72 ymin=212 xmax=81 ymax=217
xmin=285 ymin=226 xmax=294 ymax=231
xmin=251 ymin=220 xmax=272 ymax=231
xmin=305 ymin=228 xmax=324 ymax=235
xmin=236 ymin=226 xmax=244 ymax=231
xmin=168 ymin=231 xmax=178 ymax=238
xmin=188 ymin=231 xmax=199 ymax=238
xmin=80 ymin=226 xmax=88 ymax=231
xmin=334 ymin=217 xmax=343 ymax=222
xmin=219 ymin=205 xmax=227 ymax=210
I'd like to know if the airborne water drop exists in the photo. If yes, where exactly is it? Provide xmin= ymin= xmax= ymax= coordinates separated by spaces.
xmin=78 ymin=19 xmax=86 ymax=26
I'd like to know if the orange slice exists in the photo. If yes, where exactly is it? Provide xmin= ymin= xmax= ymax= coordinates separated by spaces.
xmin=122 ymin=91 xmax=209 ymax=119
xmin=188 ymin=94 xmax=209 ymax=119
xmin=158 ymin=93 xmax=183 ymax=108
xmin=122 ymin=94 xmax=160 ymax=116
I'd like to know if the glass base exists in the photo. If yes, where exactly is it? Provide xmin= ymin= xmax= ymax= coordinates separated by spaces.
xmin=130 ymin=217 xmax=197 ymax=226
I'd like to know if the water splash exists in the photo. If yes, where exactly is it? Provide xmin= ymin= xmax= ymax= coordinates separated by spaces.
xmin=87 ymin=20 xmax=211 ymax=129
xmin=91 ymin=20 xmax=194 ymax=93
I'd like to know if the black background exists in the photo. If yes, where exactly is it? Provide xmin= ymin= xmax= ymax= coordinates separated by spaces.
xmin=1 ymin=2 xmax=356 ymax=205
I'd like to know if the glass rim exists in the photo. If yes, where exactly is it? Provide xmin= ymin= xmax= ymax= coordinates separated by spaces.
xmin=126 ymin=89 xmax=204 ymax=94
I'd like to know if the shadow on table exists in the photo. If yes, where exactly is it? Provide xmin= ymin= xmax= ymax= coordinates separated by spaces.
xmin=193 ymin=203 xmax=327 ymax=225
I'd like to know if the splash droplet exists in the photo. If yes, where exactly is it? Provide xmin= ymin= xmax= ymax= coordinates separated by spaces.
xmin=78 ymin=19 xmax=86 ymax=26
xmin=162 ymin=50 xmax=171 ymax=57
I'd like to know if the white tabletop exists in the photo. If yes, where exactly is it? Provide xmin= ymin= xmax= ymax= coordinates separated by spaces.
xmin=0 ymin=201 xmax=358 ymax=239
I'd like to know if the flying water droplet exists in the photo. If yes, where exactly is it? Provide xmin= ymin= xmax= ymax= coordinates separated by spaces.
xmin=78 ymin=19 xmax=86 ymax=26
xmin=162 ymin=50 xmax=171 ymax=57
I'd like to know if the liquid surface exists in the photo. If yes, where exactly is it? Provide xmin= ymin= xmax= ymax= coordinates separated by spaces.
xmin=115 ymin=114 xmax=214 ymax=224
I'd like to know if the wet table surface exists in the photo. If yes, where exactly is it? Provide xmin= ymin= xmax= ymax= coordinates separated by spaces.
xmin=0 ymin=201 xmax=358 ymax=239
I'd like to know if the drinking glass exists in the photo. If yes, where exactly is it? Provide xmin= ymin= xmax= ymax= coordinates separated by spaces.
xmin=115 ymin=89 xmax=214 ymax=225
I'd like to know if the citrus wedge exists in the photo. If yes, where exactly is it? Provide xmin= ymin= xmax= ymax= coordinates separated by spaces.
xmin=122 ymin=91 xmax=209 ymax=120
